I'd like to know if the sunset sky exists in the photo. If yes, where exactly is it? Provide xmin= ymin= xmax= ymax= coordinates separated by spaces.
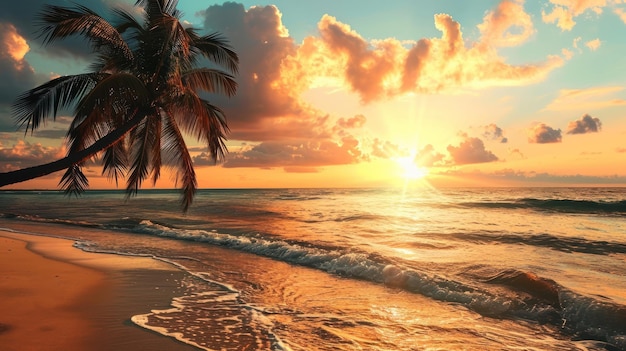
xmin=1 ymin=0 xmax=625 ymax=190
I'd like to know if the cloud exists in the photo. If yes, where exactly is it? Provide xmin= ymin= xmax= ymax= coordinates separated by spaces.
xmin=614 ymin=8 xmax=626 ymax=23
xmin=336 ymin=114 xmax=366 ymax=129
xmin=0 ymin=0 xmax=128 ymax=60
xmin=197 ymin=136 xmax=365 ymax=170
xmin=585 ymin=38 xmax=602 ymax=51
xmin=277 ymin=9 xmax=563 ymax=103
xmin=0 ymin=22 xmax=37 ymax=107
xmin=371 ymin=138 xmax=405 ymax=159
xmin=435 ymin=168 xmax=626 ymax=185
xmin=0 ymin=140 xmax=65 ymax=171
xmin=446 ymin=137 xmax=498 ymax=165
xmin=566 ymin=114 xmax=602 ymax=134
xmin=528 ymin=123 xmax=562 ymax=143
xmin=415 ymin=144 xmax=446 ymax=167
xmin=478 ymin=0 xmax=535 ymax=47
xmin=200 ymin=3 xmax=334 ymax=142
xmin=483 ymin=123 xmax=508 ymax=143
xmin=543 ymin=86 xmax=626 ymax=111
xmin=509 ymin=148 xmax=526 ymax=159
xmin=542 ymin=0 xmax=606 ymax=31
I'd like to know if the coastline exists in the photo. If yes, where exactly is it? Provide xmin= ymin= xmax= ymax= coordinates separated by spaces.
xmin=0 ymin=224 xmax=202 ymax=351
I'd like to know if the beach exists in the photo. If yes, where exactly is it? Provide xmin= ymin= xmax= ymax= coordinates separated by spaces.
xmin=0 ymin=227 xmax=201 ymax=351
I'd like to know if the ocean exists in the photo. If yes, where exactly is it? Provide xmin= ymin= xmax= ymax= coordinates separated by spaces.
xmin=0 ymin=187 xmax=625 ymax=350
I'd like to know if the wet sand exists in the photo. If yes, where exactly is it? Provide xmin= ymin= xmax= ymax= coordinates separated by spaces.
xmin=0 ymin=228 xmax=201 ymax=351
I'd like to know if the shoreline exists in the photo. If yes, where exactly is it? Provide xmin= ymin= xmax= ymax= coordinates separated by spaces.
xmin=0 ymin=226 xmax=202 ymax=351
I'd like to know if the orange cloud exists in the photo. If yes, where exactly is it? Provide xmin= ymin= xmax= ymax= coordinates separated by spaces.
xmin=447 ymin=137 xmax=499 ymax=165
xmin=211 ymin=137 xmax=365 ymax=170
xmin=542 ymin=0 xmax=607 ymax=30
xmin=335 ymin=114 xmax=366 ymax=130
xmin=0 ymin=23 xmax=28 ymax=62
xmin=283 ymin=12 xmax=563 ymax=102
xmin=415 ymin=144 xmax=446 ymax=167
xmin=0 ymin=140 xmax=66 ymax=171
xmin=0 ymin=22 xmax=36 ymax=110
xmin=478 ymin=0 xmax=535 ymax=47
xmin=543 ymin=86 xmax=626 ymax=111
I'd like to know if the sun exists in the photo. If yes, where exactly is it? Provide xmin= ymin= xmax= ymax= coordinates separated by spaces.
xmin=394 ymin=156 xmax=429 ymax=180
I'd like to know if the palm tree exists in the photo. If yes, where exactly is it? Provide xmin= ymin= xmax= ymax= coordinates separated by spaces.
xmin=0 ymin=0 xmax=238 ymax=211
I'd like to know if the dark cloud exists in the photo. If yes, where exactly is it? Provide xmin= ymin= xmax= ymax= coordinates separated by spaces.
xmin=0 ymin=140 xmax=65 ymax=171
xmin=0 ymin=0 xmax=130 ymax=60
xmin=200 ymin=3 xmax=333 ymax=142
xmin=32 ymin=129 xmax=68 ymax=139
xmin=528 ymin=123 xmax=562 ymax=143
xmin=566 ymin=114 xmax=602 ymax=134
xmin=483 ymin=123 xmax=508 ymax=143
xmin=447 ymin=137 xmax=498 ymax=165
xmin=194 ymin=136 xmax=365 ymax=169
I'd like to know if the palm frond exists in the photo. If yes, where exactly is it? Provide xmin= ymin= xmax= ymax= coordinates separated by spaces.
xmin=38 ymin=4 xmax=132 ymax=61
xmin=13 ymin=73 xmax=101 ymax=134
xmin=101 ymin=136 xmax=128 ymax=185
xmin=59 ymin=164 xmax=89 ymax=196
xmin=126 ymin=111 xmax=161 ymax=196
xmin=75 ymin=72 xmax=149 ymax=123
xmin=202 ymin=101 xmax=229 ymax=162
xmin=66 ymin=73 xmax=148 ymax=153
xmin=150 ymin=113 xmax=163 ymax=185
xmin=181 ymin=68 xmax=238 ymax=96
xmin=189 ymin=32 xmax=239 ymax=74
xmin=112 ymin=8 xmax=142 ymax=34
xmin=171 ymin=90 xmax=229 ymax=162
xmin=162 ymin=110 xmax=197 ymax=211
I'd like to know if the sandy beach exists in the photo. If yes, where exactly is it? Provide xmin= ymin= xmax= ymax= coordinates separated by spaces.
xmin=0 ymin=226 xmax=201 ymax=351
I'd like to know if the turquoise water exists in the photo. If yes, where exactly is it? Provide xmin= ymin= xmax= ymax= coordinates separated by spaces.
xmin=0 ymin=187 xmax=625 ymax=350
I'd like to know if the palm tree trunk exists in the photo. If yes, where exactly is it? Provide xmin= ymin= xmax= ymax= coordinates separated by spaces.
xmin=0 ymin=112 xmax=146 ymax=187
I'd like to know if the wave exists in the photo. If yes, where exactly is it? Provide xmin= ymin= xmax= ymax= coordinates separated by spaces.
xmin=3 ymin=214 xmax=625 ymax=349
xmin=451 ymin=232 xmax=626 ymax=256
xmin=120 ymin=220 xmax=625 ymax=349
xmin=459 ymin=198 xmax=626 ymax=214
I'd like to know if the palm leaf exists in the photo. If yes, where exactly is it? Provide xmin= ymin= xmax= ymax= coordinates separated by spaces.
xmin=38 ymin=4 xmax=133 ymax=61
xmin=189 ymin=32 xmax=239 ymax=74
xmin=59 ymin=164 xmax=89 ymax=196
xmin=13 ymin=73 xmax=101 ymax=134
xmin=101 ymin=135 xmax=129 ymax=185
xmin=126 ymin=110 xmax=160 ymax=195
xmin=181 ymin=68 xmax=237 ymax=96
xmin=67 ymin=73 xmax=149 ymax=153
xmin=162 ymin=110 xmax=196 ymax=211
xmin=171 ymin=90 xmax=228 ymax=162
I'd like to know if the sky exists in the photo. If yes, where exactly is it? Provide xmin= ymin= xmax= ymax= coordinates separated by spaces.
xmin=1 ymin=0 xmax=625 ymax=190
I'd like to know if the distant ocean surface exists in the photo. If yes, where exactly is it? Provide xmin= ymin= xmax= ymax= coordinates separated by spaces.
xmin=1 ymin=187 xmax=625 ymax=350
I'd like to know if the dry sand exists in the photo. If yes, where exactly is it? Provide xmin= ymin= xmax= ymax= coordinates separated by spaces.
xmin=0 ymin=229 xmax=202 ymax=351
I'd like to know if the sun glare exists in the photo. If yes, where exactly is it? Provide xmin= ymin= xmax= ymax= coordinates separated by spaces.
xmin=394 ymin=156 xmax=429 ymax=180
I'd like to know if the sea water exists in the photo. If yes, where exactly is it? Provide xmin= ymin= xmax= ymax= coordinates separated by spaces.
xmin=0 ymin=187 xmax=624 ymax=350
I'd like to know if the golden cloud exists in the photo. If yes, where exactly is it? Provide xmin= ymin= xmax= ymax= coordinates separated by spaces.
xmin=478 ymin=0 xmax=535 ymax=47
xmin=280 ymin=12 xmax=564 ymax=103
